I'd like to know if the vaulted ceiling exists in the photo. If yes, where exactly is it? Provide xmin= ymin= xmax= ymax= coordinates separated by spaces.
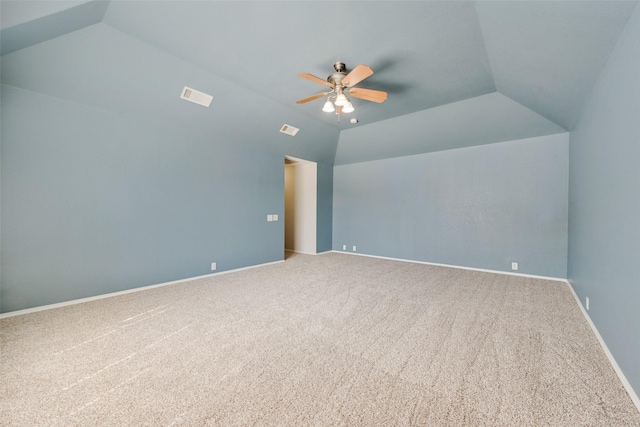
xmin=1 ymin=1 xmax=637 ymax=160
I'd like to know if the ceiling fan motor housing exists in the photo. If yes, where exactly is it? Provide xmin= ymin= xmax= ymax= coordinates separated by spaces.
xmin=328 ymin=62 xmax=348 ymax=88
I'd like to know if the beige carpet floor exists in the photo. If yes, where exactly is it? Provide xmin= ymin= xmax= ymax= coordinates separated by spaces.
xmin=1 ymin=252 xmax=639 ymax=426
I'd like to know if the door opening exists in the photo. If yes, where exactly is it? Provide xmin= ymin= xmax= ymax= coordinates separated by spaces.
xmin=284 ymin=156 xmax=317 ymax=256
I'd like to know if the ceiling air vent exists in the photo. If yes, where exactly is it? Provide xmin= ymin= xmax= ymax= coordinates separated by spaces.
xmin=180 ymin=86 xmax=213 ymax=107
xmin=280 ymin=124 xmax=300 ymax=136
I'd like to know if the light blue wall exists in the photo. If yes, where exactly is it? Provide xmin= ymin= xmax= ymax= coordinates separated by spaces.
xmin=0 ymin=84 xmax=336 ymax=313
xmin=568 ymin=4 xmax=640 ymax=395
xmin=0 ymin=20 xmax=339 ymax=313
xmin=316 ymin=161 xmax=333 ymax=253
xmin=333 ymin=133 xmax=569 ymax=278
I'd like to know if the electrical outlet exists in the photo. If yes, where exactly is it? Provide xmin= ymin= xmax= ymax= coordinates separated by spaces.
xmin=267 ymin=215 xmax=273 ymax=222
xmin=342 ymin=245 xmax=346 ymax=250
xmin=211 ymin=262 xmax=217 ymax=271
xmin=352 ymin=245 xmax=357 ymax=252
xmin=586 ymin=296 xmax=590 ymax=311
xmin=511 ymin=262 xmax=518 ymax=271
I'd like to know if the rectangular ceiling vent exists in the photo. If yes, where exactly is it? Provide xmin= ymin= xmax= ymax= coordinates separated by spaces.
xmin=280 ymin=124 xmax=300 ymax=136
xmin=180 ymin=86 xmax=213 ymax=107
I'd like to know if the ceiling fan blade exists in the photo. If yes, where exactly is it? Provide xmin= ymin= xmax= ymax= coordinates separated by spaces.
xmin=342 ymin=64 xmax=374 ymax=88
xmin=298 ymin=73 xmax=333 ymax=87
xmin=348 ymin=87 xmax=388 ymax=103
xmin=296 ymin=92 xmax=330 ymax=104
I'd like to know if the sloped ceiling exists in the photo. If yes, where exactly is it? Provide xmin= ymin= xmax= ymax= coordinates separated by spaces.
xmin=476 ymin=1 xmax=637 ymax=130
xmin=334 ymin=92 xmax=566 ymax=165
xmin=1 ymin=0 xmax=637 ymax=162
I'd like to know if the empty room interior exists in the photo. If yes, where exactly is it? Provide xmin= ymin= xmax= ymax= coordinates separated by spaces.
xmin=1 ymin=1 xmax=639 ymax=425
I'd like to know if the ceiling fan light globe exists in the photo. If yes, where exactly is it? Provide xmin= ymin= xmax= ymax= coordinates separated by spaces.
xmin=322 ymin=100 xmax=335 ymax=112
xmin=342 ymin=102 xmax=354 ymax=113
xmin=334 ymin=93 xmax=348 ymax=106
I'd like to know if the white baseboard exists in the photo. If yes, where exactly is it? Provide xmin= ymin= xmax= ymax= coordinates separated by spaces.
xmin=563 ymin=280 xmax=640 ymax=413
xmin=329 ymin=250 xmax=566 ymax=282
xmin=0 ymin=259 xmax=285 ymax=319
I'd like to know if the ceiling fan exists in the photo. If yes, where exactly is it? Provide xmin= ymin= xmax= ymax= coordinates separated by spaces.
xmin=296 ymin=62 xmax=388 ymax=115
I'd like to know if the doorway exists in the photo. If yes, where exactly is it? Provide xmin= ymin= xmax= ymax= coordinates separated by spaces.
xmin=284 ymin=156 xmax=317 ymax=255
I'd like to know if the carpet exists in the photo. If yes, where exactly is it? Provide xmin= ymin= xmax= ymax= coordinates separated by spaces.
xmin=1 ymin=252 xmax=639 ymax=425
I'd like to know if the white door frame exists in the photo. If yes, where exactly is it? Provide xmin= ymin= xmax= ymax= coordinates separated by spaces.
xmin=284 ymin=156 xmax=317 ymax=254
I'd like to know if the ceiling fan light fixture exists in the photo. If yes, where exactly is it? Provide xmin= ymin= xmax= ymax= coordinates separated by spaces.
xmin=322 ymin=99 xmax=335 ymax=112
xmin=334 ymin=93 xmax=348 ymax=106
xmin=296 ymin=63 xmax=388 ymax=119
xmin=342 ymin=101 xmax=354 ymax=113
